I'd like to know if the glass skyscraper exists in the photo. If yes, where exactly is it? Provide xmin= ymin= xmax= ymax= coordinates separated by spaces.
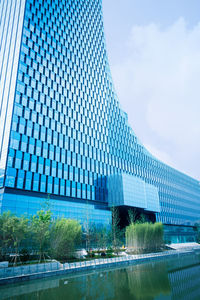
xmin=0 ymin=0 xmax=200 ymax=242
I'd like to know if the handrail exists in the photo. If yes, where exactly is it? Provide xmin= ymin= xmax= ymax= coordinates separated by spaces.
xmin=0 ymin=248 xmax=196 ymax=280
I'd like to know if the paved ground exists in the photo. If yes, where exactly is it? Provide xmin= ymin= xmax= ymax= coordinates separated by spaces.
xmin=168 ymin=242 xmax=200 ymax=250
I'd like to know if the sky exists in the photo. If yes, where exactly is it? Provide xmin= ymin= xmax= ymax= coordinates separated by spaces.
xmin=102 ymin=0 xmax=200 ymax=181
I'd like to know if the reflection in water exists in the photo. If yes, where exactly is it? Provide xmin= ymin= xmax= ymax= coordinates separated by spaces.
xmin=0 ymin=253 xmax=200 ymax=300
xmin=168 ymin=255 xmax=200 ymax=300
xmin=127 ymin=263 xmax=170 ymax=300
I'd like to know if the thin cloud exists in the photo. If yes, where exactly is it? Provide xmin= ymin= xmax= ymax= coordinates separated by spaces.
xmin=111 ymin=18 xmax=200 ymax=180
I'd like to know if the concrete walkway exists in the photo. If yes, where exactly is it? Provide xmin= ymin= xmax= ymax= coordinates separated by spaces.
xmin=168 ymin=242 xmax=200 ymax=250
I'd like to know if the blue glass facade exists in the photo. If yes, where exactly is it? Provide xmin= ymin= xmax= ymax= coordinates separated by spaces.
xmin=0 ymin=0 xmax=200 ymax=237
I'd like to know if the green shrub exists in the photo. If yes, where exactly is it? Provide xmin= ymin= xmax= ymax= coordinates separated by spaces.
xmin=106 ymin=247 xmax=113 ymax=254
xmin=126 ymin=222 xmax=163 ymax=253
xmin=20 ymin=248 xmax=30 ymax=262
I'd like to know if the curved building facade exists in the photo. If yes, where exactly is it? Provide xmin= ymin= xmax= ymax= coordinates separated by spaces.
xmin=0 ymin=0 xmax=200 ymax=242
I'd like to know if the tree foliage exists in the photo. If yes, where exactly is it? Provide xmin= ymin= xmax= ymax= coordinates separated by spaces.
xmin=0 ymin=212 xmax=11 ymax=258
xmin=30 ymin=209 xmax=52 ymax=261
xmin=111 ymin=206 xmax=122 ymax=250
xmin=96 ymin=226 xmax=109 ymax=250
xmin=128 ymin=208 xmax=138 ymax=224
xmin=50 ymin=218 xmax=82 ymax=259
xmin=0 ymin=212 xmax=29 ymax=263
xmin=83 ymin=222 xmax=97 ymax=251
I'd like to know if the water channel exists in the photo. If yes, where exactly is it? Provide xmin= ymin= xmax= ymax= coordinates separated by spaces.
xmin=0 ymin=252 xmax=200 ymax=300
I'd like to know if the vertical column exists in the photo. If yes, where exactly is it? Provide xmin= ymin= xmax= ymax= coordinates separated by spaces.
xmin=0 ymin=0 xmax=26 ymax=187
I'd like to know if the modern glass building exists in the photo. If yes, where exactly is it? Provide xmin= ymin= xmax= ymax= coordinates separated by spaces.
xmin=0 ymin=0 xmax=200 ymax=242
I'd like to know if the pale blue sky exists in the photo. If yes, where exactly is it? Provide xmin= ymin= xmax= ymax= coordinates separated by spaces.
xmin=102 ymin=1 xmax=200 ymax=180
xmin=103 ymin=0 xmax=200 ymax=63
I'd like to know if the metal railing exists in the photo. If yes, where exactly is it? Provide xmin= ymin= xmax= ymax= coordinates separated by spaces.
xmin=0 ymin=249 xmax=193 ymax=280
xmin=0 ymin=261 xmax=60 ymax=279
